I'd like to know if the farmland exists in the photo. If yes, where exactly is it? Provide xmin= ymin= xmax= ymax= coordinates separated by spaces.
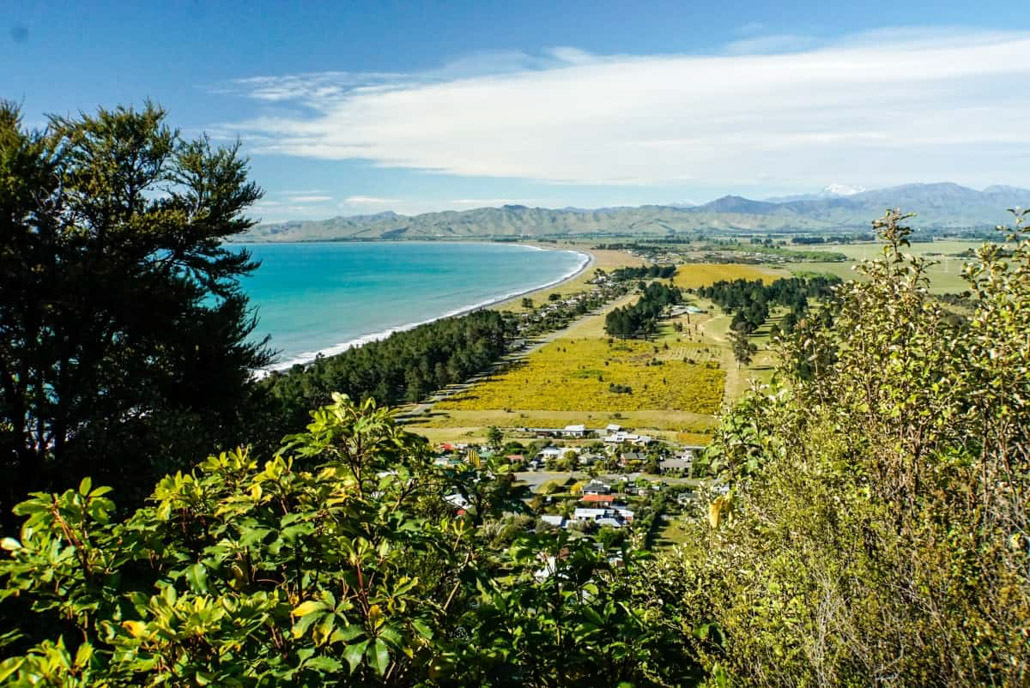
xmin=672 ymin=262 xmax=785 ymax=288
xmin=437 ymin=337 xmax=725 ymax=414
xmin=404 ymin=257 xmax=786 ymax=445
xmin=783 ymin=240 xmax=983 ymax=293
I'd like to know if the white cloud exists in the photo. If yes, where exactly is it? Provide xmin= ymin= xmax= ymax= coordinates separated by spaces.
xmin=222 ymin=29 xmax=1030 ymax=190
xmin=287 ymin=194 xmax=333 ymax=203
xmin=341 ymin=196 xmax=400 ymax=206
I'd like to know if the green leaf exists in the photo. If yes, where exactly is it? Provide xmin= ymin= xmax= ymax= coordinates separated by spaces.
xmin=185 ymin=563 xmax=209 ymax=594
xmin=412 ymin=619 xmax=433 ymax=640
xmin=305 ymin=656 xmax=342 ymax=673
xmin=293 ymin=600 xmax=327 ymax=617
xmin=368 ymin=638 xmax=390 ymax=676
xmin=343 ymin=640 xmax=369 ymax=674
xmin=74 ymin=642 xmax=93 ymax=668
xmin=337 ymin=624 xmax=365 ymax=642
xmin=79 ymin=477 xmax=92 ymax=495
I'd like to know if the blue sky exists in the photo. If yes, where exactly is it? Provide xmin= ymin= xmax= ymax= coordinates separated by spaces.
xmin=4 ymin=0 xmax=1030 ymax=221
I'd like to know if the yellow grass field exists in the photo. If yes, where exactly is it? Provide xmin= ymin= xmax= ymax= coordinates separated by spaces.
xmin=673 ymin=263 xmax=785 ymax=289
xmin=437 ymin=337 xmax=725 ymax=414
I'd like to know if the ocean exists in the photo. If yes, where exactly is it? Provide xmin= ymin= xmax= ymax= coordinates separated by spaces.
xmin=239 ymin=242 xmax=589 ymax=370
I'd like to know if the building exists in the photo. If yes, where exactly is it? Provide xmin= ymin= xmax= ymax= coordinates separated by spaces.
xmin=582 ymin=479 xmax=611 ymax=495
xmin=581 ymin=493 xmax=616 ymax=505
xmin=561 ymin=424 xmax=587 ymax=438
xmin=659 ymin=457 xmax=693 ymax=474
xmin=573 ymin=508 xmax=626 ymax=528
xmin=539 ymin=515 xmax=566 ymax=528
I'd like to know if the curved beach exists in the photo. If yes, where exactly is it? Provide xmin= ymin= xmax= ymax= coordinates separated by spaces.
xmin=258 ymin=244 xmax=593 ymax=374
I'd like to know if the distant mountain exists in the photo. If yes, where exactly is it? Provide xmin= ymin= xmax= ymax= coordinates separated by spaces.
xmin=766 ymin=184 xmax=867 ymax=202
xmin=242 ymin=183 xmax=1030 ymax=242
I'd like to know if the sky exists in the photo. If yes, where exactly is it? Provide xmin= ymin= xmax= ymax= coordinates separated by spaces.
xmin=4 ymin=0 xmax=1030 ymax=222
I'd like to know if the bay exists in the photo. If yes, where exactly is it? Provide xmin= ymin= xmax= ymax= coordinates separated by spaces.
xmin=239 ymin=242 xmax=589 ymax=370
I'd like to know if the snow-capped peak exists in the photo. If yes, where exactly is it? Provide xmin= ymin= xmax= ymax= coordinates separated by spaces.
xmin=822 ymin=183 xmax=865 ymax=197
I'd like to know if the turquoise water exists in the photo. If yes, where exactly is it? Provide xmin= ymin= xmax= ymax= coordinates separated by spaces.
xmin=240 ymin=242 xmax=588 ymax=369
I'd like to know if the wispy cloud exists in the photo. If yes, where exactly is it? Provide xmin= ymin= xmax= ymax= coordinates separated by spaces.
xmin=287 ymin=194 xmax=333 ymax=203
xmin=341 ymin=196 xmax=400 ymax=206
xmin=219 ymin=29 xmax=1030 ymax=190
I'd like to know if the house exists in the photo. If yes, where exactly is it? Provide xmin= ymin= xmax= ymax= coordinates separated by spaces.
xmin=573 ymin=508 xmax=626 ymax=528
xmin=506 ymin=453 xmax=525 ymax=463
xmin=613 ymin=506 xmax=635 ymax=523
xmin=604 ymin=431 xmax=637 ymax=444
xmin=578 ymin=452 xmax=601 ymax=466
xmin=659 ymin=457 xmax=693 ymax=474
xmin=581 ymin=493 xmax=616 ymax=505
xmin=561 ymin=424 xmax=587 ymax=438
xmin=582 ymin=480 xmax=611 ymax=495
xmin=632 ymin=435 xmax=654 ymax=446
xmin=573 ymin=507 xmax=610 ymax=521
xmin=621 ymin=451 xmax=647 ymax=466
xmin=539 ymin=515 xmax=566 ymax=528
xmin=538 ymin=446 xmax=564 ymax=460
xmin=605 ymin=423 xmax=622 ymax=433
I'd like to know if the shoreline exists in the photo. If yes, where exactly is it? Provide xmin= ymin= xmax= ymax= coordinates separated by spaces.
xmin=259 ymin=245 xmax=595 ymax=375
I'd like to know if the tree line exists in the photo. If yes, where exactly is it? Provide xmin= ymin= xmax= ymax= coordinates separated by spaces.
xmin=694 ymin=275 xmax=840 ymax=334
xmin=609 ymin=264 xmax=677 ymax=280
xmin=604 ymin=282 xmax=683 ymax=338
xmin=257 ymin=311 xmax=511 ymax=437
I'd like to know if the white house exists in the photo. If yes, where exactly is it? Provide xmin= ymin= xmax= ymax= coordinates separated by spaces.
xmin=582 ymin=480 xmax=611 ymax=495
xmin=561 ymin=424 xmax=587 ymax=438
xmin=605 ymin=423 xmax=622 ymax=433
xmin=604 ymin=431 xmax=638 ymax=444
xmin=573 ymin=508 xmax=626 ymax=528
xmin=540 ymin=514 xmax=566 ymax=528
xmin=538 ymin=446 xmax=564 ymax=460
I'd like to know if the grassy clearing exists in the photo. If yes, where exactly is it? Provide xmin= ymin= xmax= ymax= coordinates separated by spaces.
xmin=417 ymin=408 xmax=718 ymax=433
xmin=437 ymin=337 xmax=725 ymax=414
xmin=786 ymin=240 xmax=983 ymax=293
xmin=406 ymin=261 xmax=801 ymax=445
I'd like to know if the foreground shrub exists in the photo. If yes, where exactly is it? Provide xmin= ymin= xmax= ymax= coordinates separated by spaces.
xmin=667 ymin=211 xmax=1030 ymax=686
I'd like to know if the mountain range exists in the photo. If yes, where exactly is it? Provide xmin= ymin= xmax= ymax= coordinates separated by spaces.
xmin=242 ymin=183 xmax=1030 ymax=242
